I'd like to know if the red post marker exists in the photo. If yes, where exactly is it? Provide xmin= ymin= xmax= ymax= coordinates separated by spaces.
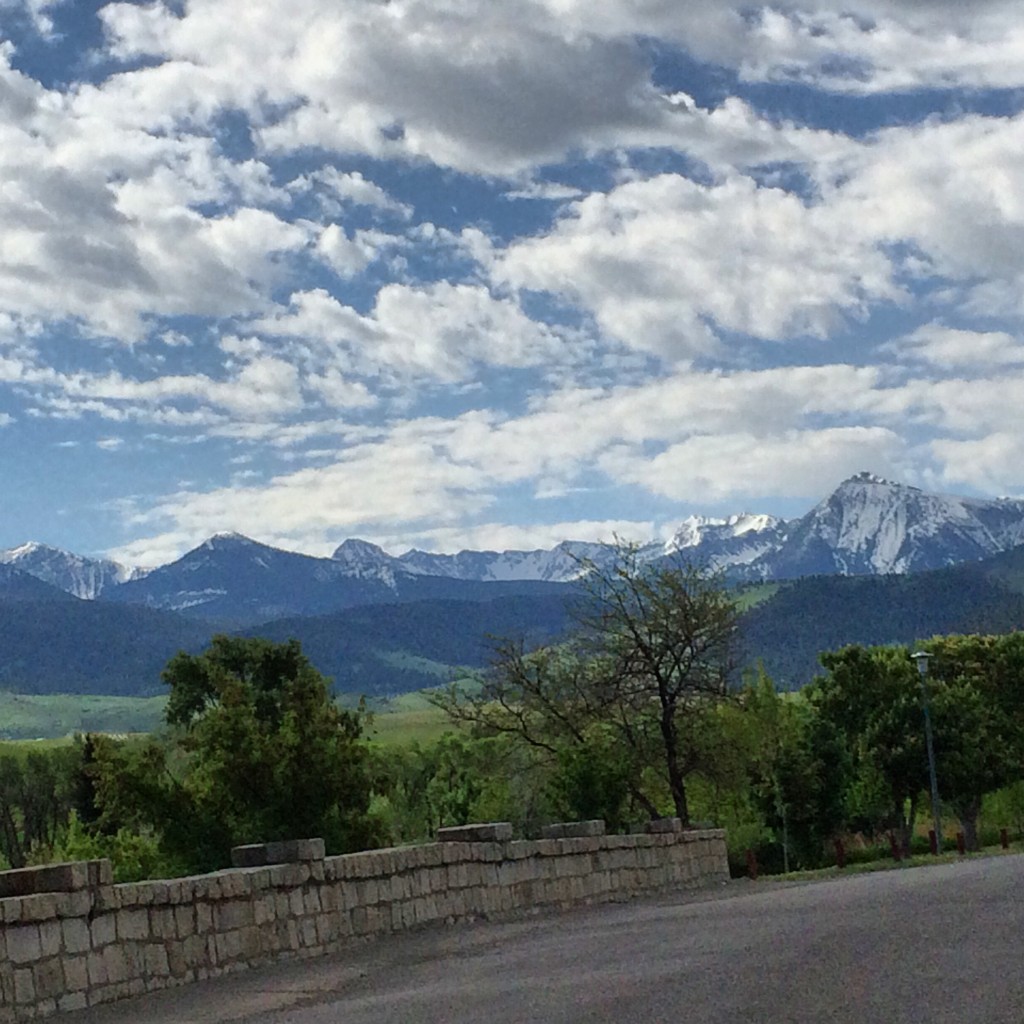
xmin=889 ymin=834 xmax=902 ymax=861
xmin=834 ymin=838 xmax=846 ymax=869
xmin=1001 ymin=828 xmax=1009 ymax=850
xmin=956 ymin=832 xmax=966 ymax=855
xmin=746 ymin=849 xmax=758 ymax=881
xmin=928 ymin=829 xmax=938 ymax=856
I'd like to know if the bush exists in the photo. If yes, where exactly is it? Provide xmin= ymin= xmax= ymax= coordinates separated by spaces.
xmin=32 ymin=812 xmax=184 ymax=882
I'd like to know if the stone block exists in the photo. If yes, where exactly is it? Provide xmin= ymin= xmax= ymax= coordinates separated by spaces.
xmin=232 ymin=838 xmax=326 ymax=869
xmin=33 ymin=957 xmax=65 ymax=1000
xmin=116 ymin=908 xmax=149 ymax=941
xmin=644 ymin=817 xmax=683 ymax=834
xmin=16 ymin=893 xmax=59 ymax=924
xmin=102 ymin=944 xmax=130 ymax=985
xmin=0 ymin=860 xmax=111 ymax=900
xmin=62 ymin=954 xmax=89 ymax=993
xmin=7 ymin=925 xmax=41 ymax=965
xmin=13 ymin=968 xmax=34 ymax=1005
xmin=540 ymin=820 xmax=606 ymax=840
xmin=144 ymin=943 xmax=170 ymax=978
xmin=215 ymin=900 xmax=255 ymax=932
xmin=38 ymin=919 xmax=62 ymax=957
xmin=58 ymin=889 xmax=93 ymax=919
xmin=58 ymin=991 xmax=89 ymax=1013
xmin=436 ymin=822 xmax=513 ymax=843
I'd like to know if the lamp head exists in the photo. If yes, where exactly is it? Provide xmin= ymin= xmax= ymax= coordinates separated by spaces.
xmin=911 ymin=650 xmax=930 ymax=676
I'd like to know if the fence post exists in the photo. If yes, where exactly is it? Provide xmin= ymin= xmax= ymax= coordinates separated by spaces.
xmin=834 ymin=838 xmax=846 ymax=869
xmin=746 ymin=849 xmax=759 ymax=881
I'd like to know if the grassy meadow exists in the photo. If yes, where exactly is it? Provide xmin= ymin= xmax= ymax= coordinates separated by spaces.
xmin=0 ymin=687 xmax=458 ymax=747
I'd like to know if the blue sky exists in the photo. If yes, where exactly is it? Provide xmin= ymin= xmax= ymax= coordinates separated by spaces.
xmin=1 ymin=0 xmax=1023 ymax=566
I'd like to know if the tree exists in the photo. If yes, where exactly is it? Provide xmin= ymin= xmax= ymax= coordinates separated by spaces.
xmin=921 ymin=633 xmax=1024 ymax=850
xmin=811 ymin=644 xmax=928 ymax=852
xmin=436 ymin=547 xmax=737 ymax=825
xmin=742 ymin=668 xmax=848 ymax=870
xmin=92 ymin=636 xmax=378 ymax=872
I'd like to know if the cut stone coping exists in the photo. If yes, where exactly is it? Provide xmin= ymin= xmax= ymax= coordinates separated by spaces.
xmin=230 ymin=838 xmax=326 ymax=868
xmin=0 ymin=859 xmax=112 ymax=899
xmin=436 ymin=823 xmax=513 ymax=843
xmin=643 ymin=818 xmax=684 ymax=835
xmin=540 ymin=820 xmax=607 ymax=840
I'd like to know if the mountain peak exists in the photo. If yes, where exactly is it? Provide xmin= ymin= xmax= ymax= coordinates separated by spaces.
xmin=202 ymin=532 xmax=258 ymax=549
xmin=6 ymin=540 xmax=45 ymax=557
xmin=332 ymin=538 xmax=390 ymax=560
xmin=840 ymin=471 xmax=907 ymax=488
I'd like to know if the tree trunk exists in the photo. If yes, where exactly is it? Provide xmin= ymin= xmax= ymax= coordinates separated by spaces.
xmin=659 ymin=705 xmax=690 ymax=824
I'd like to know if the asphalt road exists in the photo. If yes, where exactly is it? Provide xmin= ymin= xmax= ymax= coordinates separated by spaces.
xmin=67 ymin=854 xmax=1024 ymax=1024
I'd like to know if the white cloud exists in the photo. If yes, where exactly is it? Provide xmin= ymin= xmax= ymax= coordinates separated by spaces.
xmin=495 ymin=174 xmax=899 ymax=358
xmin=599 ymin=427 xmax=907 ymax=502
xmin=252 ymin=283 xmax=570 ymax=382
xmin=105 ymin=361 xmax=914 ymax=558
xmin=931 ymin=433 xmax=1024 ymax=496
xmin=886 ymin=325 xmax=1024 ymax=370
xmin=373 ymin=519 xmax=659 ymax=555
xmin=290 ymin=168 xmax=412 ymax=218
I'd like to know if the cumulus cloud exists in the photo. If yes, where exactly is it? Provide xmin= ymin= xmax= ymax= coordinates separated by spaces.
xmin=932 ymin=433 xmax=1024 ymax=496
xmin=599 ymin=427 xmax=908 ymax=502
xmin=251 ymin=283 xmax=571 ymax=382
xmin=3 ymin=0 xmax=1024 ymax=560
xmin=886 ymin=325 xmax=1024 ymax=370
xmin=494 ymin=174 xmax=899 ymax=359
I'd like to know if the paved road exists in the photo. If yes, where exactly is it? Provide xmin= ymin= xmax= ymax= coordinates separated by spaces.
xmin=68 ymin=855 xmax=1024 ymax=1024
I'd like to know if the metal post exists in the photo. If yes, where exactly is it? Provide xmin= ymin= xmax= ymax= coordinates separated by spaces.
xmin=912 ymin=652 xmax=943 ymax=854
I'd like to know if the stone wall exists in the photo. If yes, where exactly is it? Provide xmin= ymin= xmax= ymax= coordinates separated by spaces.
xmin=0 ymin=825 xmax=728 ymax=1022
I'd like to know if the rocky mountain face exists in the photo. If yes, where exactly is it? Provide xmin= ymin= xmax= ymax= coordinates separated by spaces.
xmin=98 ymin=533 xmax=565 ymax=626
xmin=742 ymin=473 xmax=1024 ymax=579
xmin=8 ymin=475 xmax=1024 ymax=614
xmin=0 ymin=542 xmax=140 ymax=599
xmin=379 ymin=540 xmax=624 ymax=583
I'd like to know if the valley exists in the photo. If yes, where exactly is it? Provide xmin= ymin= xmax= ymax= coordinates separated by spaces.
xmin=3 ymin=474 xmax=1024 ymax=730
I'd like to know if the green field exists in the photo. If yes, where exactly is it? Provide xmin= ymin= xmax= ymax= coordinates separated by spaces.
xmin=0 ymin=693 xmax=168 ymax=740
xmin=0 ymin=688 xmax=459 ymax=747
xmin=364 ymin=690 xmax=461 ymax=747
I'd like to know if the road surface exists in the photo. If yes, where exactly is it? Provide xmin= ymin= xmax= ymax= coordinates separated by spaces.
xmin=67 ymin=854 xmax=1024 ymax=1024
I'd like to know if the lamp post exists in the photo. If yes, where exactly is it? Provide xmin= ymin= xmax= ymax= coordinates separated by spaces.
xmin=911 ymin=651 xmax=942 ymax=854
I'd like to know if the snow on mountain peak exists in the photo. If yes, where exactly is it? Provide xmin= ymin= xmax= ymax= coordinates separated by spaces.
xmin=203 ymin=531 xmax=254 ymax=547
xmin=0 ymin=541 xmax=140 ymax=598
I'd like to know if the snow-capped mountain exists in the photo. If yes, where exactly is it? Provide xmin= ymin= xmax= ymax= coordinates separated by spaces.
xmin=745 ymin=472 xmax=1024 ymax=579
xmin=101 ymin=532 xmax=390 ymax=620
xmin=389 ymin=540 xmax=629 ymax=582
xmin=0 ymin=542 xmax=141 ymax=599
xmin=665 ymin=513 xmax=786 ymax=569
xmin=9 ymin=474 xmax=1024 ymax=610
xmin=100 ymin=532 xmax=565 ymax=625
xmin=332 ymin=539 xmax=404 ymax=586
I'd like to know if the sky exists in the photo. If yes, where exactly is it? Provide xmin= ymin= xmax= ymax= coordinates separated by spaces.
xmin=1 ymin=0 xmax=1024 ymax=567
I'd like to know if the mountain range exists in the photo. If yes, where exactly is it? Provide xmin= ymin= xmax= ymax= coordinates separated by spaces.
xmin=3 ymin=473 xmax=1024 ymax=705
xmin=6 ymin=474 xmax=1024 ymax=615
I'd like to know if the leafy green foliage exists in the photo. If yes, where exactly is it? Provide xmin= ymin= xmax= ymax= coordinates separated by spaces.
xmin=0 ymin=744 xmax=80 ymax=868
xmin=90 ymin=636 xmax=381 ymax=872
xmin=437 ymin=548 xmax=738 ymax=824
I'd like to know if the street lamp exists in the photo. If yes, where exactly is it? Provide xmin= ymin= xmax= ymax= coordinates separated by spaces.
xmin=911 ymin=651 xmax=943 ymax=855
